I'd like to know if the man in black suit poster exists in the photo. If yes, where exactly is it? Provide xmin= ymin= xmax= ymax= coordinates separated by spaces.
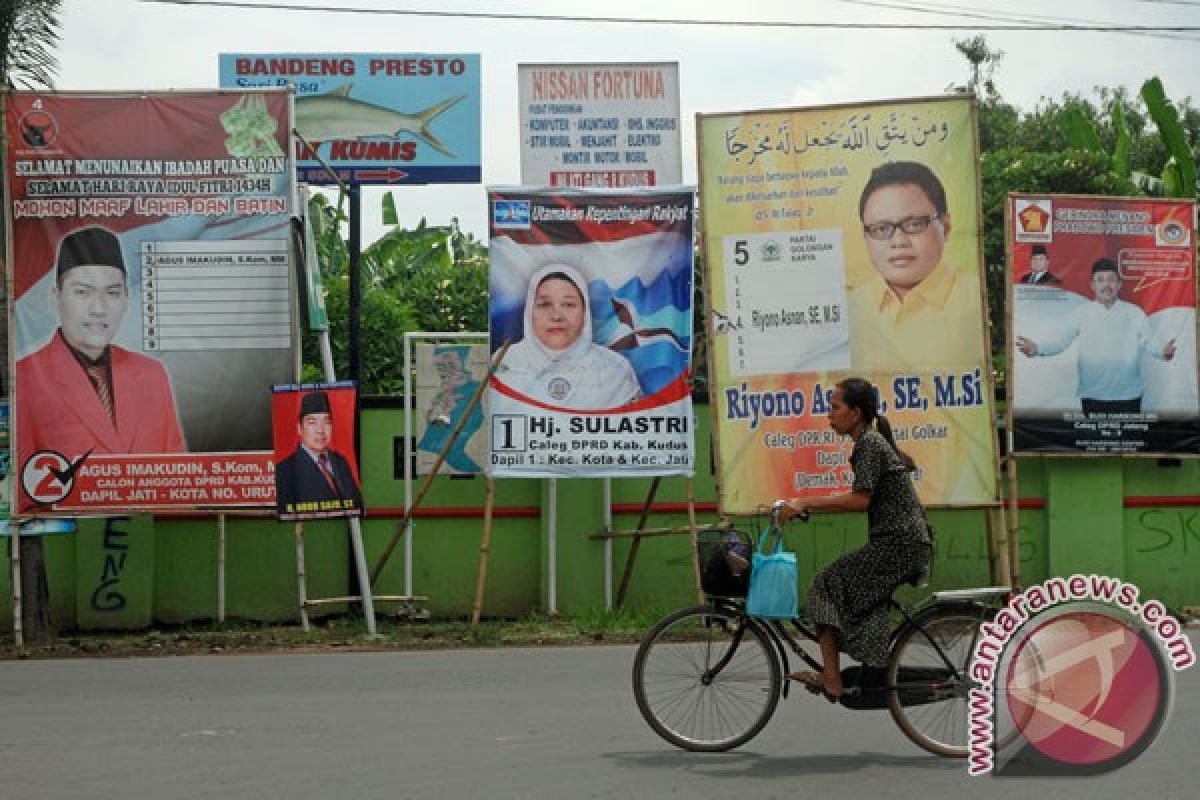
xmin=274 ymin=388 xmax=363 ymax=520
xmin=1019 ymin=244 xmax=1063 ymax=285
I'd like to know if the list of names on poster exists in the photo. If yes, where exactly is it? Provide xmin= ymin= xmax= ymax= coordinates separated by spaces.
xmin=141 ymin=240 xmax=291 ymax=351
xmin=721 ymin=230 xmax=850 ymax=376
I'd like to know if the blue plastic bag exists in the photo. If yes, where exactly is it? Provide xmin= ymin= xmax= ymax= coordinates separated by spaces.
xmin=745 ymin=528 xmax=798 ymax=619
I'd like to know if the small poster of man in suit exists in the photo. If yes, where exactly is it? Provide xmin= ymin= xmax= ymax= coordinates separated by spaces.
xmin=272 ymin=382 xmax=363 ymax=521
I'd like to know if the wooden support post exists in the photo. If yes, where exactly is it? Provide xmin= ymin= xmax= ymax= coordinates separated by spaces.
xmin=294 ymin=522 xmax=310 ymax=632
xmin=472 ymin=478 xmax=497 ymax=625
xmin=686 ymin=478 xmax=704 ymax=605
xmin=10 ymin=524 xmax=22 ymax=649
xmin=615 ymin=476 xmax=662 ymax=608
xmin=1006 ymin=455 xmax=1022 ymax=590
xmin=983 ymin=501 xmax=999 ymax=582
xmin=217 ymin=513 xmax=227 ymax=623
xmin=985 ymin=504 xmax=1012 ymax=587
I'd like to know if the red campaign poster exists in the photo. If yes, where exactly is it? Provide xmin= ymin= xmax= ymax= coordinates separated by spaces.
xmin=6 ymin=91 xmax=296 ymax=514
xmin=1008 ymin=194 xmax=1199 ymax=454
xmin=271 ymin=382 xmax=363 ymax=521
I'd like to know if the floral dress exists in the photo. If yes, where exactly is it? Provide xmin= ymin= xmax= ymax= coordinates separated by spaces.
xmin=806 ymin=428 xmax=932 ymax=667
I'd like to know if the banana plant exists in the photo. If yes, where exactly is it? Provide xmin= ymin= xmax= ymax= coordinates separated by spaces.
xmin=1060 ymin=99 xmax=1132 ymax=182
xmin=1140 ymin=77 xmax=1198 ymax=199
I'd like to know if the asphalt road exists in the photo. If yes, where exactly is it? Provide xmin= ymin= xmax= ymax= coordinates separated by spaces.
xmin=1 ymin=635 xmax=1196 ymax=800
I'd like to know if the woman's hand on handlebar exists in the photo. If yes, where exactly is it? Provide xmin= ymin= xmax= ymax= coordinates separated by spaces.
xmin=773 ymin=498 xmax=809 ymax=523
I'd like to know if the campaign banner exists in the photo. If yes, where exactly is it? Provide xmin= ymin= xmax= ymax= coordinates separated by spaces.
xmin=272 ymin=382 xmax=363 ymax=521
xmin=219 ymin=53 xmax=481 ymax=185
xmin=697 ymin=95 xmax=997 ymax=512
xmin=518 ymin=62 xmax=681 ymax=188
xmin=415 ymin=343 xmax=488 ymax=475
xmin=1008 ymin=194 xmax=1199 ymax=454
xmin=487 ymin=188 xmax=694 ymax=477
xmin=6 ymin=90 xmax=296 ymax=515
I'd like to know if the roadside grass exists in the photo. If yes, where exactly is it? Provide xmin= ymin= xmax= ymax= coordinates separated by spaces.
xmin=0 ymin=605 xmax=676 ymax=660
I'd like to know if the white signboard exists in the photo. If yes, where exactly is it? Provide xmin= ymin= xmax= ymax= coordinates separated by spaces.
xmin=518 ymin=62 xmax=681 ymax=188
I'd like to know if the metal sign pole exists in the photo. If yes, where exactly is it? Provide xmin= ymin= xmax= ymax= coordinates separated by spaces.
xmin=603 ymin=478 xmax=613 ymax=610
xmin=317 ymin=327 xmax=377 ymax=636
xmin=403 ymin=333 xmax=414 ymax=599
xmin=547 ymin=478 xmax=558 ymax=615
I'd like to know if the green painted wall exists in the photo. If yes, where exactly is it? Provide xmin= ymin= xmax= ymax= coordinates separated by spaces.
xmin=2 ymin=406 xmax=1198 ymax=632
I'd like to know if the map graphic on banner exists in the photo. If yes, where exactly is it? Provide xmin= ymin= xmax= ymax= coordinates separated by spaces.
xmin=6 ymin=91 xmax=295 ymax=514
xmin=1008 ymin=194 xmax=1199 ymax=454
xmin=219 ymin=53 xmax=481 ymax=186
xmin=518 ymin=62 xmax=682 ymax=188
xmin=414 ymin=343 xmax=488 ymax=475
xmin=698 ymin=95 xmax=997 ymax=512
xmin=487 ymin=187 xmax=695 ymax=478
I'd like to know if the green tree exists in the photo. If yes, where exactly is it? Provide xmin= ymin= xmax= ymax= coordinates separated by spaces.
xmin=303 ymin=192 xmax=488 ymax=394
xmin=962 ymin=37 xmax=1199 ymax=367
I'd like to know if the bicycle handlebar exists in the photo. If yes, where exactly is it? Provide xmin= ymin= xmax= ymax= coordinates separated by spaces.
xmin=770 ymin=499 xmax=810 ymax=525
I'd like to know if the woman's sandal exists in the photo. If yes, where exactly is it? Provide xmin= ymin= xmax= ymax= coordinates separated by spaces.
xmin=788 ymin=670 xmax=841 ymax=703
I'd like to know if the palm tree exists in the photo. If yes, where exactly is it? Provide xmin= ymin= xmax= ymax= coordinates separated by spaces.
xmin=1 ymin=0 xmax=62 ymax=89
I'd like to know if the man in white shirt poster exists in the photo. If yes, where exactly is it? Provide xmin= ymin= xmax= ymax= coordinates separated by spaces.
xmin=1016 ymin=258 xmax=1177 ymax=415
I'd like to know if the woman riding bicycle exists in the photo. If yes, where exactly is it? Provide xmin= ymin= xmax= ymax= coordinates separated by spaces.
xmin=778 ymin=377 xmax=932 ymax=700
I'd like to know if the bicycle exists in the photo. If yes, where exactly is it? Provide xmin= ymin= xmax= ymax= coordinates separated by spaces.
xmin=631 ymin=503 xmax=1013 ymax=757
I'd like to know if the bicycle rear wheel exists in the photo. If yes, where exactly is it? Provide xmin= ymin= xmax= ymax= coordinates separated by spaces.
xmin=887 ymin=604 xmax=985 ymax=758
xmin=633 ymin=605 xmax=781 ymax=752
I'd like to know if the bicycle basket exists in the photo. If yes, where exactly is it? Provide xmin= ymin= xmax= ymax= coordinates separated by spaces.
xmin=697 ymin=529 xmax=753 ymax=597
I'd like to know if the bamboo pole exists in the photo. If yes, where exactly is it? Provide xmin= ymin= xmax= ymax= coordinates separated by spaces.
xmin=615 ymin=476 xmax=662 ymax=608
xmin=217 ymin=513 xmax=227 ymax=623
xmin=10 ymin=523 xmax=22 ymax=649
xmin=472 ymin=478 xmax=497 ymax=625
xmin=686 ymin=478 xmax=704 ymax=604
xmin=294 ymin=521 xmax=310 ymax=631
xmin=1007 ymin=454 xmax=1023 ymax=591
xmin=591 ymin=522 xmax=731 ymax=540
xmin=985 ymin=505 xmax=1012 ymax=587
xmin=371 ymin=341 xmax=511 ymax=584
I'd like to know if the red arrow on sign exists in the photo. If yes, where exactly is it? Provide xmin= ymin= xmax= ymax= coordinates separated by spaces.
xmin=354 ymin=167 xmax=409 ymax=182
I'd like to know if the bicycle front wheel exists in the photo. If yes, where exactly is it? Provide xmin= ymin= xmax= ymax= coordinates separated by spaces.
xmin=887 ymin=604 xmax=985 ymax=758
xmin=633 ymin=605 xmax=782 ymax=752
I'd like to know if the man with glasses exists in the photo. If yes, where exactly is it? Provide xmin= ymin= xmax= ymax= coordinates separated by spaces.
xmin=847 ymin=160 xmax=985 ymax=371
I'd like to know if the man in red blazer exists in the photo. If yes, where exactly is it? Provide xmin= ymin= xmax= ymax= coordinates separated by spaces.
xmin=16 ymin=226 xmax=186 ymax=460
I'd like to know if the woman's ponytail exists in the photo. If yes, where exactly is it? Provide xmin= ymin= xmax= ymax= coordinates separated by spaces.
xmin=874 ymin=414 xmax=916 ymax=472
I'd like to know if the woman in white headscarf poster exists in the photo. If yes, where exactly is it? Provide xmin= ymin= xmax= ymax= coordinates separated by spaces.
xmin=487 ymin=188 xmax=696 ymax=477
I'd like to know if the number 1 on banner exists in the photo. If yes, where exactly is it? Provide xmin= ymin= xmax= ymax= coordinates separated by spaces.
xmin=492 ymin=415 xmax=527 ymax=451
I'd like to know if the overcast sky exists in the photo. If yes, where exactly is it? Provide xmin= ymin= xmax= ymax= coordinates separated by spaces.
xmin=55 ymin=0 xmax=1200 ymax=242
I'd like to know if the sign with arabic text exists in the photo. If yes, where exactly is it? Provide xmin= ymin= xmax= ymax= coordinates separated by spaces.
xmin=698 ymin=95 xmax=997 ymax=512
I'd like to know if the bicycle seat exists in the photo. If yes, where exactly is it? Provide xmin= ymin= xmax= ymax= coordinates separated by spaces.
xmin=931 ymin=586 xmax=1011 ymax=603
